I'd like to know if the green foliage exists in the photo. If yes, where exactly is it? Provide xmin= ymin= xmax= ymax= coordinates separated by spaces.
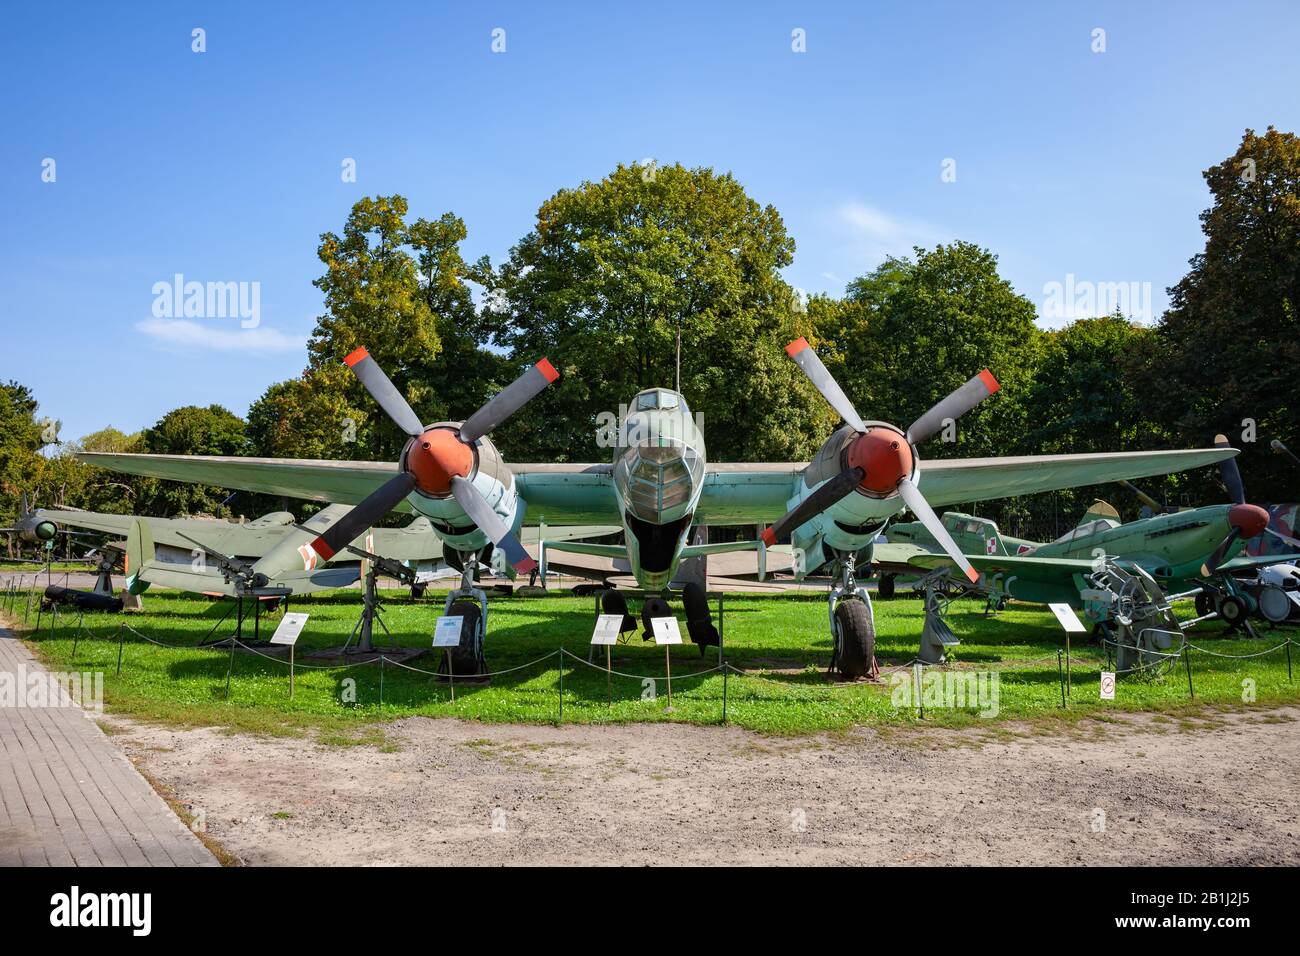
xmin=138 ymin=405 xmax=248 ymax=515
xmin=250 ymin=198 xmax=510 ymax=464
xmin=484 ymin=163 xmax=834 ymax=461
xmin=1136 ymin=126 xmax=1300 ymax=503
xmin=0 ymin=382 xmax=45 ymax=520
xmin=817 ymin=243 xmax=1043 ymax=459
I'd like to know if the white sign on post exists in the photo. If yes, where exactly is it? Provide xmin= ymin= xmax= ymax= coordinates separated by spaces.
xmin=1048 ymin=603 xmax=1087 ymax=633
xmin=1100 ymin=671 xmax=1116 ymax=700
xmin=269 ymin=612 xmax=309 ymax=646
xmin=591 ymin=614 xmax=623 ymax=645
xmin=650 ymin=616 xmax=682 ymax=645
xmin=433 ymin=616 xmax=465 ymax=648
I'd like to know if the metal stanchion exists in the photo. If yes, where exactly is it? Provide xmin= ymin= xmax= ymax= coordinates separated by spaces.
xmin=1057 ymin=650 xmax=1067 ymax=708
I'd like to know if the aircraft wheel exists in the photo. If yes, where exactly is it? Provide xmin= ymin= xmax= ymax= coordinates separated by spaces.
xmin=877 ymin=574 xmax=896 ymax=600
xmin=410 ymin=583 xmax=427 ymax=600
xmin=834 ymin=598 xmax=876 ymax=679
xmin=1217 ymin=594 xmax=1248 ymax=631
xmin=444 ymin=600 xmax=483 ymax=675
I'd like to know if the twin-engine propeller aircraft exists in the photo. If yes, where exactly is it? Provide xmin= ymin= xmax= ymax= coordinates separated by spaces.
xmin=79 ymin=340 xmax=1238 ymax=678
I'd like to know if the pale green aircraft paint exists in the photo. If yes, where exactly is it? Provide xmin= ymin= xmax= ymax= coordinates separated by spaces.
xmin=77 ymin=390 xmax=1239 ymax=592
xmin=32 ymin=505 xmax=617 ymax=566
xmin=898 ymin=504 xmax=1300 ymax=609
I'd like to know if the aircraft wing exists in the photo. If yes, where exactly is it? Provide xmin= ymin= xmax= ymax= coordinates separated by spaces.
xmin=77 ymin=452 xmax=410 ymax=510
xmin=77 ymin=452 xmax=624 ymax=522
xmin=907 ymin=552 xmax=1100 ymax=582
xmin=870 ymin=542 xmax=931 ymax=574
xmin=1217 ymin=552 xmax=1300 ymax=573
xmin=914 ymin=447 xmax=1237 ymax=508
xmin=138 ymin=561 xmax=359 ymax=596
xmin=79 ymin=445 xmax=1236 ymax=526
xmin=36 ymin=508 xmax=134 ymax=537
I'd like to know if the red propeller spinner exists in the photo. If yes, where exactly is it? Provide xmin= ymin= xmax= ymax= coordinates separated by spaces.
xmin=759 ymin=338 xmax=1000 ymax=585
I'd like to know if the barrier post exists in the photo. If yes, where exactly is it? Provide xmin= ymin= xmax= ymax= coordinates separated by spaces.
xmin=722 ymin=662 xmax=729 ymax=724
xmin=1287 ymin=639 xmax=1293 ymax=683
xmin=1057 ymin=650 xmax=1067 ymax=708
xmin=225 ymin=639 xmax=237 ymax=699
xmin=1183 ymin=645 xmax=1194 ymax=698
xmin=116 ymin=626 xmax=125 ymax=676
xmin=557 ymin=650 xmax=564 ymax=725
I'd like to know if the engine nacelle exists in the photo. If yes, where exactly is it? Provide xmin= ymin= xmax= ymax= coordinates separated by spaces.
xmin=784 ymin=423 xmax=912 ymax=567
xmin=408 ymin=425 xmax=524 ymax=557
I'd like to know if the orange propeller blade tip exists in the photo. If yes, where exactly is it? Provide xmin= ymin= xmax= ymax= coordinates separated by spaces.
xmin=517 ymin=557 xmax=539 ymax=574
xmin=536 ymin=358 xmax=559 ymax=383
xmin=965 ymin=565 xmax=981 ymax=584
xmin=760 ymin=527 xmax=777 ymax=547
xmin=785 ymin=338 xmax=810 ymax=357
xmin=978 ymin=369 xmax=1000 ymax=394
xmin=343 ymin=346 xmax=370 ymax=367
xmin=310 ymin=538 xmax=335 ymax=561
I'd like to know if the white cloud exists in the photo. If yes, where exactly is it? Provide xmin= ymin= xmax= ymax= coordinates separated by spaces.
xmin=833 ymin=202 xmax=946 ymax=262
xmin=135 ymin=318 xmax=305 ymax=355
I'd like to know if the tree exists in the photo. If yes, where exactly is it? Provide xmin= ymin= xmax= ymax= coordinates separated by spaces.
xmin=0 ymin=382 xmax=44 ymax=522
xmin=308 ymin=196 xmax=441 ymax=460
xmin=819 ymin=243 xmax=1044 ymax=460
xmin=484 ymin=163 xmax=833 ymax=462
xmin=138 ymin=405 xmax=248 ymax=515
xmin=1139 ymin=127 xmax=1300 ymax=502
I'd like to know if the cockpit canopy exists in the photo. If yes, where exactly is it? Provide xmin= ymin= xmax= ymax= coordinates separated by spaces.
xmin=633 ymin=388 xmax=689 ymax=414
xmin=613 ymin=438 xmax=703 ymax=524
xmin=1050 ymin=517 xmax=1120 ymax=546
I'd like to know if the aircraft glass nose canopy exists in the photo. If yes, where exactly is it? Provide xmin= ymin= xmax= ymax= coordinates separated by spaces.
xmin=613 ymin=439 xmax=703 ymax=523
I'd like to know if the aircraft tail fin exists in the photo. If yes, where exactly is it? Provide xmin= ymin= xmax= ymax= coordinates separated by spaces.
xmin=124 ymin=518 xmax=155 ymax=594
xmin=19 ymin=492 xmax=30 ymax=520
xmin=1079 ymin=499 xmax=1121 ymax=527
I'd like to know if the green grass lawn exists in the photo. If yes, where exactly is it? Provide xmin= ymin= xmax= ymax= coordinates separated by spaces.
xmin=5 ymin=585 xmax=1298 ymax=737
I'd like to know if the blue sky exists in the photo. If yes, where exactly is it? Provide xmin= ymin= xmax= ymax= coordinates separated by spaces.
xmin=3 ymin=1 xmax=1298 ymax=444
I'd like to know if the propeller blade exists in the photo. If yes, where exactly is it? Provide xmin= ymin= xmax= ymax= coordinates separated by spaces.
xmin=1201 ymin=528 xmax=1241 ymax=577
xmin=459 ymin=359 xmax=559 ymax=444
xmin=783 ymin=338 xmax=867 ymax=433
xmin=450 ymin=475 xmax=538 ymax=573
xmin=905 ymin=369 xmax=1000 ymax=446
xmin=896 ymin=477 xmax=980 ymax=585
xmin=760 ymin=466 xmax=865 ymax=547
xmin=1272 ymin=439 xmax=1300 ymax=468
xmin=1264 ymin=527 xmax=1300 ymax=550
xmin=308 ymin=472 xmax=416 ymax=560
xmin=1117 ymin=479 xmax=1165 ymax=514
xmin=344 ymin=347 xmax=425 ymax=438
xmin=1213 ymin=434 xmax=1245 ymax=505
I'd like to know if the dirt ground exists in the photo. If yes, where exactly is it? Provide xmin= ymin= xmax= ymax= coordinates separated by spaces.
xmin=103 ymin=707 xmax=1300 ymax=866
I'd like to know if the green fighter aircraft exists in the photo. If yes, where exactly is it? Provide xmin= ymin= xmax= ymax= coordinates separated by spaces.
xmin=78 ymin=342 xmax=1238 ymax=677
xmin=895 ymin=438 xmax=1300 ymax=630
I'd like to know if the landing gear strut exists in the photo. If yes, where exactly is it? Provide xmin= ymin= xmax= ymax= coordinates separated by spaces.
xmin=439 ymin=549 xmax=488 ymax=677
xmin=828 ymin=551 xmax=878 ymax=680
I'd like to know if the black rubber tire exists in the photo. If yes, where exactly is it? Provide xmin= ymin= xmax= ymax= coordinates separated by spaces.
xmin=834 ymin=598 xmax=876 ymax=679
xmin=444 ymin=600 xmax=483 ymax=675
xmin=1195 ymin=592 xmax=1212 ymax=617
xmin=877 ymin=574 xmax=896 ymax=600
xmin=1218 ymin=594 xmax=1247 ymax=631
xmin=410 ymin=584 xmax=427 ymax=600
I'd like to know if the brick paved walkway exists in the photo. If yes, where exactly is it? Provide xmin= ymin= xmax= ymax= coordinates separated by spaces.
xmin=0 ymin=629 xmax=216 ymax=866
